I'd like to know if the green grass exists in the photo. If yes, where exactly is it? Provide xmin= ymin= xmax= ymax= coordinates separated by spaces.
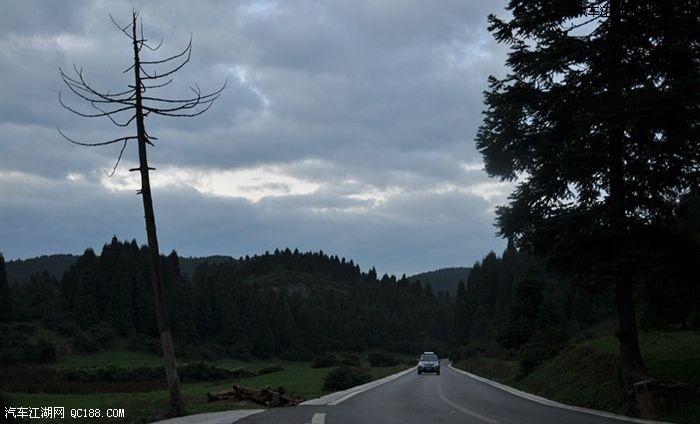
xmin=454 ymin=357 xmax=519 ymax=384
xmin=455 ymin=331 xmax=700 ymax=424
xmin=7 ymin=381 xmax=257 ymax=424
xmin=582 ymin=331 xmax=700 ymax=380
xmin=6 ymin=353 xmax=409 ymax=424
xmin=54 ymin=349 xmax=165 ymax=369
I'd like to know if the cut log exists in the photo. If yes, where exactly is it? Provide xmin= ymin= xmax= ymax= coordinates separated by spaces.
xmin=206 ymin=384 xmax=303 ymax=407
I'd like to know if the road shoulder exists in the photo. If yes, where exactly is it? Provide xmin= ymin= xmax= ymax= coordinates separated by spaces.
xmin=301 ymin=366 xmax=417 ymax=406
xmin=448 ymin=363 xmax=670 ymax=424
xmin=150 ymin=409 xmax=263 ymax=424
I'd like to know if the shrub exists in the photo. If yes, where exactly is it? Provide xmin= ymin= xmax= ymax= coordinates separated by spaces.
xmin=518 ymin=331 xmax=566 ymax=375
xmin=87 ymin=322 xmax=116 ymax=346
xmin=0 ymin=349 xmax=22 ymax=365
xmin=55 ymin=321 xmax=81 ymax=337
xmin=323 ymin=366 xmax=372 ymax=391
xmin=312 ymin=353 xmax=339 ymax=368
xmin=230 ymin=367 xmax=255 ymax=379
xmin=367 ymin=351 xmax=399 ymax=367
xmin=179 ymin=362 xmax=236 ymax=381
xmin=338 ymin=353 xmax=361 ymax=367
xmin=71 ymin=331 xmax=99 ymax=353
xmin=257 ymin=365 xmax=284 ymax=375
xmin=126 ymin=333 xmax=161 ymax=354
xmin=226 ymin=342 xmax=253 ymax=361
xmin=31 ymin=338 xmax=57 ymax=363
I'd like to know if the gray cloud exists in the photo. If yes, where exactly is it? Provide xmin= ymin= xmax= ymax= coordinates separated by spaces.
xmin=1 ymin=0 xmax=511 ymax=276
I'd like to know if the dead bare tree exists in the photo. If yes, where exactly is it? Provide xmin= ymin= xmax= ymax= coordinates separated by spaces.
xmin=58 ymin=10 xmax=225 ymax=417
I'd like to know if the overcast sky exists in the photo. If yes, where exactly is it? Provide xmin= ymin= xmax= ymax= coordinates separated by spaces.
xmin=0 ymin=0 xmax=512 ymax=276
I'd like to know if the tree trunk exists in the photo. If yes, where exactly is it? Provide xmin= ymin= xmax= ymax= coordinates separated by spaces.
xmin=131 ymin=13 xmax=186 ymax=417
xmin=615 ymin=279 xmax=646 ymax=379
xmin=607 ymin=0 xmax=647 ymax=391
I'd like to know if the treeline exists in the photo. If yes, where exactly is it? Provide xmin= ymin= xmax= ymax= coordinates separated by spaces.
xmin=3 ymin=238 xmax=452 ymax=360
xmin=452 ymin=242 xmax=614 ymax=372
xmin=452 ymin=224 xmax=699 ymax=373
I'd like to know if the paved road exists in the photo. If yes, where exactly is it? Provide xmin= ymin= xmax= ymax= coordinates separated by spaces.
xmin=236 ymin=363 xmax=654 ymax=424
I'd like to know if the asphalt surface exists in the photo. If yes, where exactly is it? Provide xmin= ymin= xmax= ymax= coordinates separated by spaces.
xmin=235 ymin=362 xmax=653 ymax=424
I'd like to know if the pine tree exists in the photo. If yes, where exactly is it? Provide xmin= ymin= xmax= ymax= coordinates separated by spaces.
xmin=0 ymin=254 xmax=13 ymax=322
xmin=476 ymin=0 xmax=700 ymax=386
xmin=453 ymin=280 xmax=469 ymax=343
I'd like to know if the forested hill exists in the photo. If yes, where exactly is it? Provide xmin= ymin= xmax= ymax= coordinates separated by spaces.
xmin=409 ymin=267 xmax=470 ymax=296
xmin=4 ymin=250 xmax=232 ymax=284
xmin=6 ymin=238 xmax=453 ymax=358
xmin=5 ymin=254 xmax=78 ymax=284
xmin=178 ymin=255 xmax=233 ymax=277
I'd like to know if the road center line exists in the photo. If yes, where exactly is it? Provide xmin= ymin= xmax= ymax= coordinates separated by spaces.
xmin=437 ymin=381 xmax=499 ymax=424
xmin=311 ymin=412 xmax=326 ymax=424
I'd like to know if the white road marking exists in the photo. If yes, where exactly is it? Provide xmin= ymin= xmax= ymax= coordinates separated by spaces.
xmin=302 ymin=366 xmax=417 ymax=406
xmin=311 ymin=412 xmax=326 ymax=424
xmin=437 ymin=381 xmax=500 ymax=424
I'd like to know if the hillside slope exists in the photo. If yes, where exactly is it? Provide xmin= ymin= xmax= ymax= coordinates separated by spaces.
xmin=409 ymin=267 xmax=470 ymax=296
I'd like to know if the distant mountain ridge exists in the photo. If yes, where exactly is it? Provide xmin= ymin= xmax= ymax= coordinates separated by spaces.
xmin=409 ymin=267 xmax=471 ymax=296
xmin=4 ymin=254 xmax=78 ymax=284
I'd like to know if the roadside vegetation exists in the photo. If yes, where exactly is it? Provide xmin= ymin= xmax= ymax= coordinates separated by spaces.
xmin=454 ymin=329 xmax=700 ymax=424
xmin=1 ymin=328 xmax=411 ymax=423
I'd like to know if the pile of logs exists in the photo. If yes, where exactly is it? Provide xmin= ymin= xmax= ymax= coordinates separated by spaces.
xmin=206 ymin=384 xmax=304 ymax=407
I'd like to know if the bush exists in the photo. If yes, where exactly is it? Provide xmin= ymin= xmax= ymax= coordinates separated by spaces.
xmin=449 ymin=344 xmax=486 ymax=362
xmin=30 ymin=338 xmax=57 ymax=363
xmin=87 ymin=322 xmax=116 ymax=346
xmin=367 ymin=351 xmax=399 ymax=367
xmin=230 ymin=367 xmax=255 ymax=379
xmin=179 ymin=362 xmax=238 ymax=381
xmin=323 ymin=366 xmax=372 ymax=391
xmin=126 ymin=333 xmax=161 ymax=354
xmin=0 ymin=349 xmax=22 ymax=365
xmin=312 ymin=353 xmax=339 ymax=368
xmin=226 ymin=343 xmax=253 ymax=361
xmin=60 ymin=366 xmax=163 ymax=382
xmin=338 ymin=353 xmax=361 ymax=367
xmin=518 ymin=332 xmax=566 ymax=375
xmin=55 ymin=321 xmax=81 ymax=337
xmin=58 ymin=363 xmax=240 ymax=383
xmin=257 ymin=364 xmax=284 ymax=375
xmin=0 ymin=322 xmax=37 ymax=335
xmin=71 ymin=331 xmax=99 ymax=353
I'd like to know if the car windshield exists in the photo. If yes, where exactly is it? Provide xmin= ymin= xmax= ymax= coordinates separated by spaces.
xmin=420 ymin=354 xmax=438 ymax=361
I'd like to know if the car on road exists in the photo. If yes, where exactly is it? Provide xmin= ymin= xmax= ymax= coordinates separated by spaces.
xmin=417 ymin=352 xmax=440 ymax=375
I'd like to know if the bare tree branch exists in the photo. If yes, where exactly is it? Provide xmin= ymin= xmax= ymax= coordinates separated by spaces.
xmin=58 ymin=91 xmax=133 ymax=118
xmin=143 ymin=37 xmax=164 ymax=51
xmin=109 ymin=13 xmax=133 ymax=39
xmin=57 ymin=127 xmax=137 ymax=146
xmin=141 ymin=80 xmax=227 ymax=104
xmin=140 ymin=43 xmax=192 ymax=80
xmin=143 ymin=78 xmax=174 ymax=90
xmin=141 ymin=35 xmax=191 ymax=65
xmin=106 ymin=139 xmax=129 ymax=177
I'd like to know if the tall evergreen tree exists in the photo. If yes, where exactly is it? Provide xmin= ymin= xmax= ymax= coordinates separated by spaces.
xmin=476 ymin=0 xmax=700 ymax=385
xmin=453 ymin=280 xmax=469 ymax=343
xmin=0 ymin=254 xmax=13 ymax=322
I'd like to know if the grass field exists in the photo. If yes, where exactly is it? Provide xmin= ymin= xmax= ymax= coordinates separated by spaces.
xmin=454 ymin=330 xmax=700 ymax=424
xmin=5 ymin=349 xmax=408 ymax=423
